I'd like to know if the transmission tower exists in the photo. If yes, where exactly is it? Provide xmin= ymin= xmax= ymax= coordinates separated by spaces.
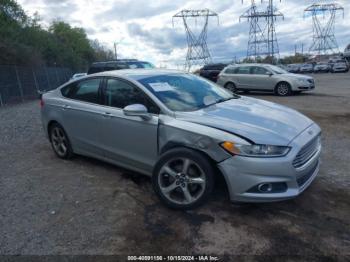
xmin=173 ymin=9 xmax=219 ymax=71
xmin=240 ymin=0 xmax=284 ymax=62
xmin=304 ymin=2 xmax=344 ymax=55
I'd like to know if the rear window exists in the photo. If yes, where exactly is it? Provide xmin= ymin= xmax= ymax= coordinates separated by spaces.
xmin=61 ymin=78 xmax=101 ymax=104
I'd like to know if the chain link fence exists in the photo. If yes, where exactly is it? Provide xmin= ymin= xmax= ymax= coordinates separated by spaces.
xmin=0 ymin=65 xmax=73 ymax=107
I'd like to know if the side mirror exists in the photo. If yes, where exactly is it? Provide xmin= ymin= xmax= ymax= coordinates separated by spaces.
xmin=123 ymin=104 xmax=151 ymax=120
xmin=266 ymin=72 xmax=273 ymax=76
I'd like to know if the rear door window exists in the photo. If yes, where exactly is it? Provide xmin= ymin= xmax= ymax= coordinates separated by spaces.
xmin=236 ymin=66 xmax=251 ymax=74
xmin=251 ymin=66 xmax=269 ymax=75
xmin=62 ymin=78 xmax=101 ymax=104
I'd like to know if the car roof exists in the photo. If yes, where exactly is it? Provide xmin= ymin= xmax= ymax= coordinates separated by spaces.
xmin=89 ymin=69 xmax=187 ymax=79
xmin=226 ymin=63 xmax=273 ymax=67
xmin=90 ymin=60 xmax=150 ymax=66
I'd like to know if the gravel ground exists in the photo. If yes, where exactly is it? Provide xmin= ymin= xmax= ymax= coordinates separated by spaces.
xmin=0 ymin=73 xmax=349 ymax=259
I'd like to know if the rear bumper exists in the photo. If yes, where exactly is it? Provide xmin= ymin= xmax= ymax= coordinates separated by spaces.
xmin=218 ymin=124 xmax=321 ymax=203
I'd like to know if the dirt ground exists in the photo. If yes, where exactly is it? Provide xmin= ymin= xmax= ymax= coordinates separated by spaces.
xmin=0 ymin=73 xmax=349 ymax=260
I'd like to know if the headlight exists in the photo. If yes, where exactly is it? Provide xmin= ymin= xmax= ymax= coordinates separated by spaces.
xmin=220 ymin=141 xmax=291 ymax=157
xmin=297 ymin=78 xmax=308 ymax=84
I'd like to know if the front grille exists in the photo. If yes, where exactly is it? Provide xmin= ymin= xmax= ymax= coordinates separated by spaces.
xmin=293 ymin=135 xmax=320 ymax=168
xmin=297 ymin=161 xmax=319 ymax=187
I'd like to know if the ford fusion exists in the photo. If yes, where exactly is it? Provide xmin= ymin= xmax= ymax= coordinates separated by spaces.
xmin=41 ymin=69 xmax=321 ymax=209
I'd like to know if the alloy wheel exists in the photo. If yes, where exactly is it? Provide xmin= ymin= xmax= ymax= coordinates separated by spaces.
xmin=225 ymin=83 xmax=237 ymax=93
xmin=277 ymin=83 xmax=290 ymax=96
xmin=157 ymin=158 xmax=206 ymax=205
xmin=51 ymin=127 xmax=68 ymax=157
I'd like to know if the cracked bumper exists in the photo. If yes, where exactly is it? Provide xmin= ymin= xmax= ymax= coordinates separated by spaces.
xmin=217 ymin=124 xmax=321 ymax=203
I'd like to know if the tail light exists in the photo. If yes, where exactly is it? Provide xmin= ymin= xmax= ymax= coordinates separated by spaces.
xmin=40 ymin=97 xmax=44 ymax=108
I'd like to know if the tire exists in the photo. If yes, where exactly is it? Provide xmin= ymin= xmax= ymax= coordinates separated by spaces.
xmin=275 ymin=82 xmax=292 ymax=96
xmin=49 ymin=123 xmax=74 ymax=159
xmin=152 ymin=147 xmax=215 ymax=210
xmin=224 ymin=82 xmax=237 ymax=93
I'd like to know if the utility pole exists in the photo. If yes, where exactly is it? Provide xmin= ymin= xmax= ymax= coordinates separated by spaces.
xmin=114 ymin=43 xmax=117 ymax=60
xmin=302 ymin=43 xmax=304 ymax=55
xmin=113 ymin=38 xmax=124 ymax=60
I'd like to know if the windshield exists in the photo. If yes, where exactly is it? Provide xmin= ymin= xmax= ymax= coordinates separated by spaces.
xmin=127 ymin=62 xmax=155 ymax=69
xmin=266 ymin=65 xmax=288 ymax=74
xmin=137 ymin=74 xmax=236 ymax=112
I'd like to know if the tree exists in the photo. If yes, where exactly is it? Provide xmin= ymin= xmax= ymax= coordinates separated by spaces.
xmin=0 ymin=0 xmax=113 ymax=70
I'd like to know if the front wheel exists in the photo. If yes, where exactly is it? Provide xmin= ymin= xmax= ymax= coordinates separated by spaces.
xmin=152 ymin=148 xmax=214 ymax=210
xmin=224 ymin=82 xmax=237 ymax=93
xmin=275 ymin=82 xmax=292 ymax=96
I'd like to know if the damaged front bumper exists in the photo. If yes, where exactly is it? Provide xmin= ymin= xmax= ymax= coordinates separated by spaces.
xmin=217 ymin=124 xmax=321 ymax=203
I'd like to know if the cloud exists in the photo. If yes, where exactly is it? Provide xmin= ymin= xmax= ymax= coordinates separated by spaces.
xmin=95 ymin=0 xmax=181 ymax=22
xmin=17 ymin=0 xmax=350 ymax=67
xmin=127 ymin=23 xmax=187 ymax=55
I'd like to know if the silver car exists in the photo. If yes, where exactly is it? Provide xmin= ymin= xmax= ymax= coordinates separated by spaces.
xmin=217 ymin=64 xmax=315 ymax=96
xmin=41 ymin=69 xmax=321 ymax=209
xmin=331 ymin=62 xmax=349 ymax=73
xmin=313 ymin=62 xmax=330 ymax=73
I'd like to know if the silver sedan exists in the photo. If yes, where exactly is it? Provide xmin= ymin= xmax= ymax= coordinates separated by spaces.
xmin=41 ymin=69 xmax=321 ymax=209
xmin=217 ymin=63 xmax=315 ymax=96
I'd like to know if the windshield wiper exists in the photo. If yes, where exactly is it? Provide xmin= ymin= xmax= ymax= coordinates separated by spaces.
xmin=216 ymin=96 xmax=239 ymax=104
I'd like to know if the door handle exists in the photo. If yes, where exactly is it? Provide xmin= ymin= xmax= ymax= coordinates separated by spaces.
xmin=62 ymin=105 xmax=71 ymax=110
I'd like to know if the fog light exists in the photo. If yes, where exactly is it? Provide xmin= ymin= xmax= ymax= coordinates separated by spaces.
xmin=247 ymin=182 xmax=287 ymax=194
xmin=258 ymin=183 xmax=273 ymax=193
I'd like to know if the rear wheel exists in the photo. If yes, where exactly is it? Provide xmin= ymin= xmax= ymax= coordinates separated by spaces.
xmin=275 ymin=82 xmax=292 ymax=96
xmin=152 ymin=148 xmax=214 ymax=210
xmin=224 ymin=82 xmax=237 ymax=93
xmin=49 ymin=123 xmax=74 ymax=159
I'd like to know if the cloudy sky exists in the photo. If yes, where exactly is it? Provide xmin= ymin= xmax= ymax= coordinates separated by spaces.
xmin=18 ymin=0 xmax=350 ymax=68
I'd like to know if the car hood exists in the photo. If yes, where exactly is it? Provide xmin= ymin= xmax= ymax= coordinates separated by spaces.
xmin=175 ymin=96 xmax=314 ymax=146
xmin=334 ymin=63 xmax=347 ymax=68
xmin=315 ymin=65 xmax=328 ymax=68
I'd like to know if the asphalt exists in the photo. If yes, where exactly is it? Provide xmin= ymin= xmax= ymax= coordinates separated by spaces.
xmin=0 ymin=72 xmax=349 ymax=259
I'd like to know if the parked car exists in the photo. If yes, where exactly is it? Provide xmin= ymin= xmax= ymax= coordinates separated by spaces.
xmin=286 ymin=64 xmax=301 ymax=73
xmin=313 ymin=62 xmax=330 ymax=73
xmin=199 ymin=63 xmax=228 ymax=82
xmin=331 ymin=62 xmax=349 ymax=73
xmin=277 ymin=64 xmax=288 ymax=71
xmin=299 ymin=64 xmax=314 ymax=73
xmin=41 ymin=69 xmax=321 ymax=209
xmin=70 ymin=73 xmax=87 ymax=80
xmin=87 ymin=59 xmax=155 ymax=74
xmin=344 ymin=44 xmax=350 ymax=59
xmin=217 ymin=64 xmax=315 ymax=96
